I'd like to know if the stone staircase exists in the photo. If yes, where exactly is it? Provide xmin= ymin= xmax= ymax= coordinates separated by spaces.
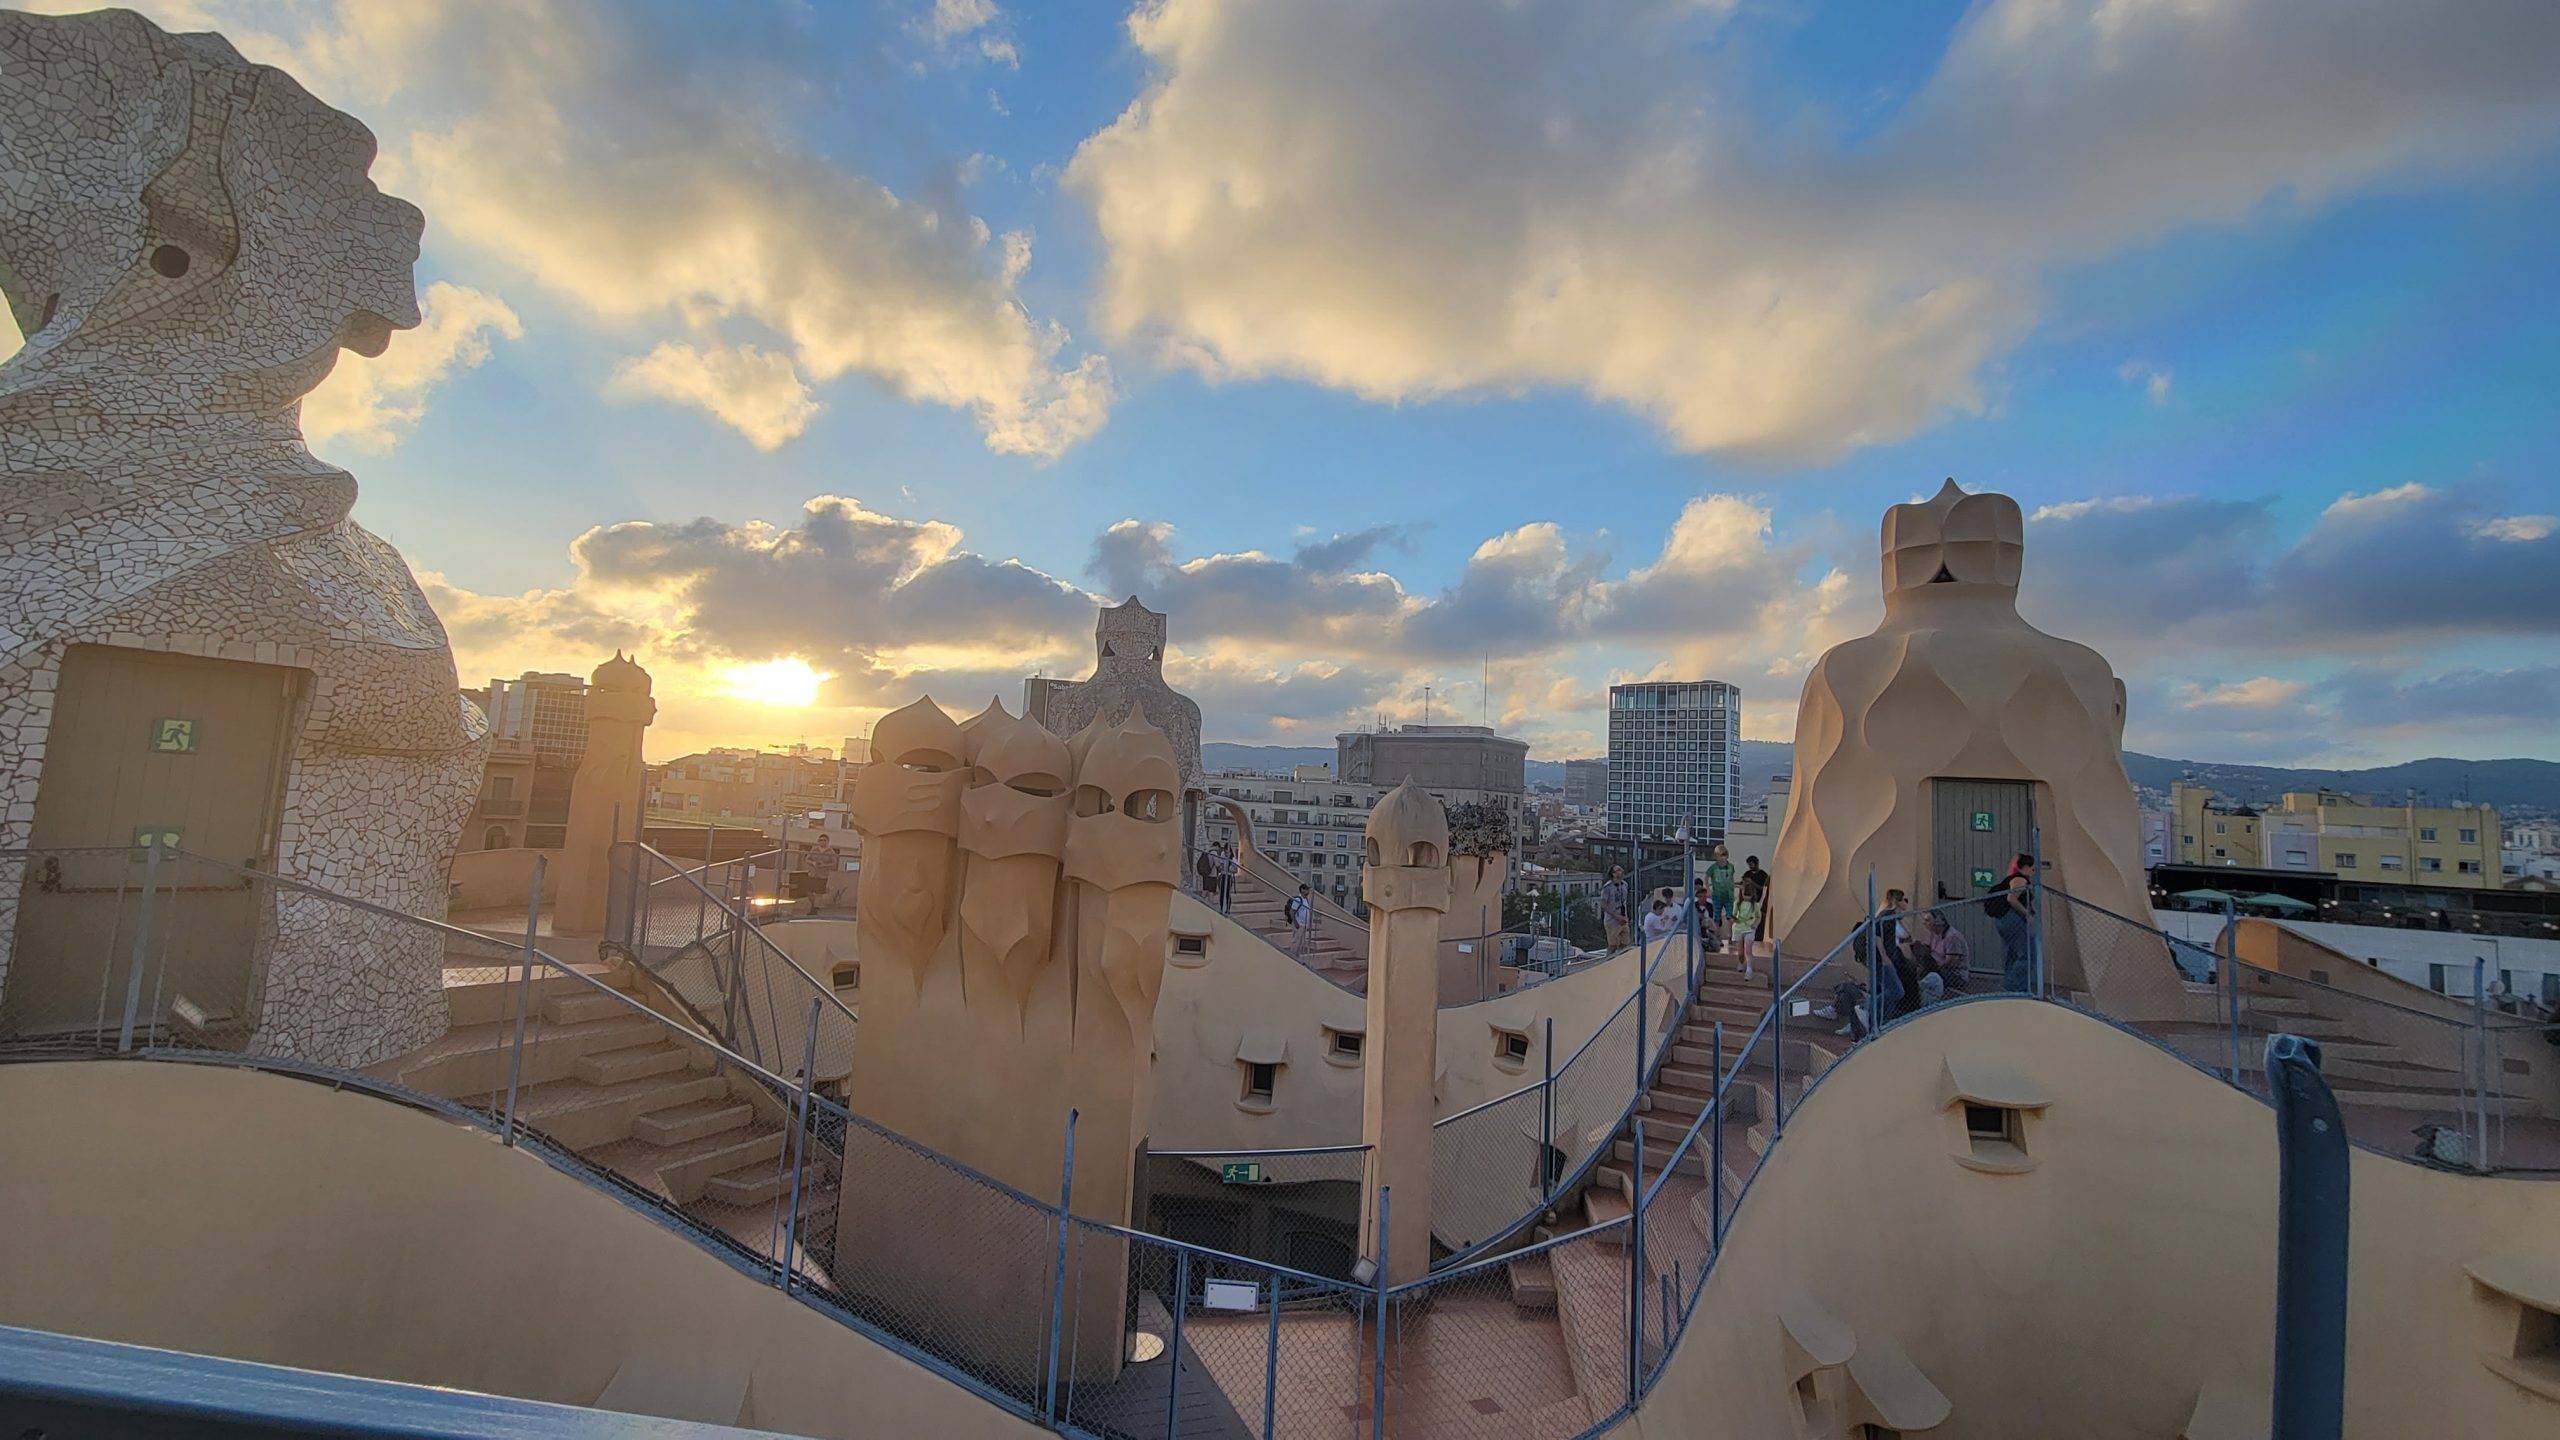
xmin=1224 ymin=868 xmax=1368 ymax=992
xmin=375 ymin=945 xmax=837 ymax=1275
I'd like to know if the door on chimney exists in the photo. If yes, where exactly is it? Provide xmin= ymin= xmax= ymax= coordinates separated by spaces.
xmin=4 ymin=645 xmax=298 ymax=1045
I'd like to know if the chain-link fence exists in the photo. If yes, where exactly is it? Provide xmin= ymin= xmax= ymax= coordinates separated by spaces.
xmin=1143 ymin=1145 xmax=1370 ymax=1283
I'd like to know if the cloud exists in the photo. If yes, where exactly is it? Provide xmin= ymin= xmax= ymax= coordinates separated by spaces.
xmin=918 ymin=0 xmax=1019 ymax=66
xmin=270 ymin=0 xmax=1106 ymax=458
xmin=302 ymin=282 xmax=521 ymax=454
xmin=1069 ymin=0 xmax=2560 ymax=463
xmin=607 ymin=343 xmax=821 ymax=451
xmin=2118 ymin=359 xmax=2172 ymax=405
xmin=2257 ymin=483 xmax=2560 ymax=643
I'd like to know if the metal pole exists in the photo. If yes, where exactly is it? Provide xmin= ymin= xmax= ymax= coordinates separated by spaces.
xmin=1166 ymin=1248 xmax=1188 ymax=1439
xmin=501 ymin=855 xmax=546 ymax=1146
xmin=2030 ymin=823 xmax=2047 ymax=997
xmin=1710 ymin=1021 xmax=1725 ymax=1244
xmin=2471 ymin=957 xmax=2491 ymax=1171
xmin=2224 ymin=923 xmax=2244 ymax=1087
xmin=117 ymin=838 xmax=164 ymax=1052
xmin=1627 ymin=1117 xmax=1645 ymax=1410
xmin=2266 ymin=1035 xmax=2348 ymax=1440
xmin=1769 ymin=937 xmax=1786 ymax=1136
xmin=1372 ymin=1186 xmax=1390 ymax=1440
xmin=1865 ymin=867 xmax=1881 ymax=1036
xmin=1682 ymin=837 xmax=1698 ymax=999
xmin=779 ymin=996 xmax=821 ymax=1293
xmin=1263 ymin=1272 xmax=1281 ymax=1440
xmin=1541 ymin=1015 xmax=1556 ymax=1198
xmin=1042 ymin=1108 xmax=1079 ymax=1417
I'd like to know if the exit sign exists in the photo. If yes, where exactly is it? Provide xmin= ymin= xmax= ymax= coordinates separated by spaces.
xmin=1220 ymin=1162 xmax=1263 ymax=1185
xmin=1970 ymin=811 xmax=1995 ymax=832
xmin=150 ymin=718 xmax=199 ymax=753
xmin=1970 ymin=867 xmax=1996 ymax=887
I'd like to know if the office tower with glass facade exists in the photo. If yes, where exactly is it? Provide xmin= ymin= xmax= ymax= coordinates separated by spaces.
xmin=1605 ymin=680 xmax=1741 ymax=840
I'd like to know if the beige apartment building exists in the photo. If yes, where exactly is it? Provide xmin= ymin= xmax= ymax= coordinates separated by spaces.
xmin=649 ymin=744 xmax=847 ymax=824
xmin=2169 ymin=780 xmax=2501 ymax=888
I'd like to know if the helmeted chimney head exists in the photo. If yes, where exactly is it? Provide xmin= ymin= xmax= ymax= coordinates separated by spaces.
xmin=1363 ymin=780 xmax=1452 ymax=913
xmin=1881 ymin=478 xmax=2024 ymax=599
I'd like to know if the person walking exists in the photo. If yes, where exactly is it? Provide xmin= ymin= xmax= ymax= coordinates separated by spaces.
xmin=1993 ymin=873 xmax=2037 ymax=993
xmin=1286 ymin=884 xmax=1316 ymax=957
xmin=1216 ymin=843 xmax=1237 ymax=913
xmin=1742 ymin=856 xmax=1771 ymax=942
xmin=1705 ymin=844 xmax=1737 ymax=931
xmin=1601 ymin=866 xmax=1631 ymax=949
xmin=1194 ymin=844 xmax=1219 ymax=898
xmin=1732 ymin=876 xmax=1764 ymax=981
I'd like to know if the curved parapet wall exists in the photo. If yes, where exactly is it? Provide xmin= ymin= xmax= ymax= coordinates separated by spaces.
xmin=0 ymin=9 xmax=485 ymax=1065
xmin=1771 ymin=480 xmax=2150 ymax=981
xmin=1629 ymin=999 xmax=2560 ymax=1439
xmin=0 ymin=1061 xmax=1044 ymax=1440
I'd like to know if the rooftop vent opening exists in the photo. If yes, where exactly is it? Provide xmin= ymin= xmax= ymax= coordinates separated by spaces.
xmin=150 ymin=243 xmax=191 ymax=278
xmin=1929 ymin=564 xmax=1956 ymax=584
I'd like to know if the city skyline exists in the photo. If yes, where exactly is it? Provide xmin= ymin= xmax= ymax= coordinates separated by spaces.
xmin=12 ymin=0 xmax=2556 ymax=766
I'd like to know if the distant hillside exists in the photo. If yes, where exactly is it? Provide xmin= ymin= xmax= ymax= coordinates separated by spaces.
xmin=2122 ymin=753 xmax=2560 ymax=813
xmin=1207 ymin=741 xmax=2560 ymax=815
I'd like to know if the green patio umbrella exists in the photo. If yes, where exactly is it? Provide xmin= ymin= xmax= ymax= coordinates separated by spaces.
xmin=2173 ymin=888 xmax=2237 ymax=907
xmin=2240 ymin=892 xmax=2315 ymax=913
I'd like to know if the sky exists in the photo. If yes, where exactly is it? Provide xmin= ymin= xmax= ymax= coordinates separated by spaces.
xmin=10 ymin=0 xmax=2560 ymax=766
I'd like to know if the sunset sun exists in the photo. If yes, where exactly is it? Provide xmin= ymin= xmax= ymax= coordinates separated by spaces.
xmin=723 ymin=657 xmax=826 ymax=709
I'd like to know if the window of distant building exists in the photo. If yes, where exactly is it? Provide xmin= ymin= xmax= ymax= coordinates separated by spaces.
xmin=2420 ymin=827 xmax=2438 ymax=842
xmin=2379 ymin=856 xmax=2404 ymax=871
xmin=2460 ymin=860 xmax=2483 ymax=875
xmin=2421 ymin=857 xmax=2443 ymax=873
xmin=2336 ymin=853 xmax=2358 ymax=869
xmin=2460 ymin=828 xmax=2479 ymax=844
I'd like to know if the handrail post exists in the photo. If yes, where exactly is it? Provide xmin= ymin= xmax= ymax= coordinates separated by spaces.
xmin=1166 ymin=1248 xmax=1189 ymax=1438
xmin=2266 ymin=1035 xmax=2348 ymax=1440
xmin=1372 ymin=1186 xmax=1390 ymax=1440
xmin=1263 ymin=1267 xmax=1281 ymax=1440
xmin=779 ymin=996 xmax=821 ymax=1293
xmin=502 ymin=854 xmax=546 ymax=1147
xmin=1043 ymin=1108 xmax=1078 ymax=1418
xmin=1865 ymin=868 xmax=1880 ymax=1037
xmin=2223 ymin=918 xmax=2243 ymax=1086
xmin=1769 ymin=937 xmax=1785 ymax=1136
xmin=2471 ymin=957 xmax=2491 ymax=1172
xmin=1710 ymin=1020 xmax=1725 ymax=1245
xmin=2030 ymin=823 xmax=2047 ymax=998
xmin=118 ymin=838 xmax=164 ymax=1052
xmin=1540 ymin=1016 xmax=1556 ymax=1199
xmin=1627 ymin=1117 xmax=1645 ymax=1410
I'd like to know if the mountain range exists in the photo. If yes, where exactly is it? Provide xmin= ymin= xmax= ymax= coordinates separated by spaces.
xmin=1201 ymin=742 xmax=2560 ymax=815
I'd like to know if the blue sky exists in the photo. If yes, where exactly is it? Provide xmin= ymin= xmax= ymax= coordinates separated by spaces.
xmin=19 ymin=0 xmax=2558 ymax=765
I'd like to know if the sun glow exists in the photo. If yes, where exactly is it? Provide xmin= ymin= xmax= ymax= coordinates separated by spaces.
xmin=723 ymin=657 xmax=827 ymax=709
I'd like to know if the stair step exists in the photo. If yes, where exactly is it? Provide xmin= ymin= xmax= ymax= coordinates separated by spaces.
xmin=703 ymin=1163 xmax=787 ymax=1207
xmin=1584 ymin=1186 xmax=1631 ymax=1245
xmin=637 ymin=1099 xmax=755 ymax=1146
xmin=1508 ymin=1253 xmax=1557 ymax=1312
xmin=1611 ymin=1138 xmax=1710 ymax=1177
xmin=542 ymin=990 xmax=632 ymax=1026
xmin=499 ymin=1074 xmax=727 ymax=1150
xmin=577 ymin=1042 xmax=694 ymax=1085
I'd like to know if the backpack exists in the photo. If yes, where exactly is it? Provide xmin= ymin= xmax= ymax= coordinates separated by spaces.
xmin=1195 ymin=852 xmax=1217 ymax=882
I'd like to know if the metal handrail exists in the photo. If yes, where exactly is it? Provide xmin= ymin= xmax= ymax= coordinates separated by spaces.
xmin=631 ymin=842 xmax=858 ymax=1026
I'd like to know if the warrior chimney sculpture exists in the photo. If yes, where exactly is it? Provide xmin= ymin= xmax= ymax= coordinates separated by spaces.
xmin=843 ymin=694 xmax=1179 ymax=1386
xmin=1770 ymin=480 xmax=2151 ymax=988
xmin=0 ymin=10 xmax=485 ymax=1064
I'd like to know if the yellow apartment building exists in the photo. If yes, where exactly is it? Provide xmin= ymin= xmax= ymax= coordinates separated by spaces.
xmin=2169 ymin=781 xmax=2501 ymax=888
